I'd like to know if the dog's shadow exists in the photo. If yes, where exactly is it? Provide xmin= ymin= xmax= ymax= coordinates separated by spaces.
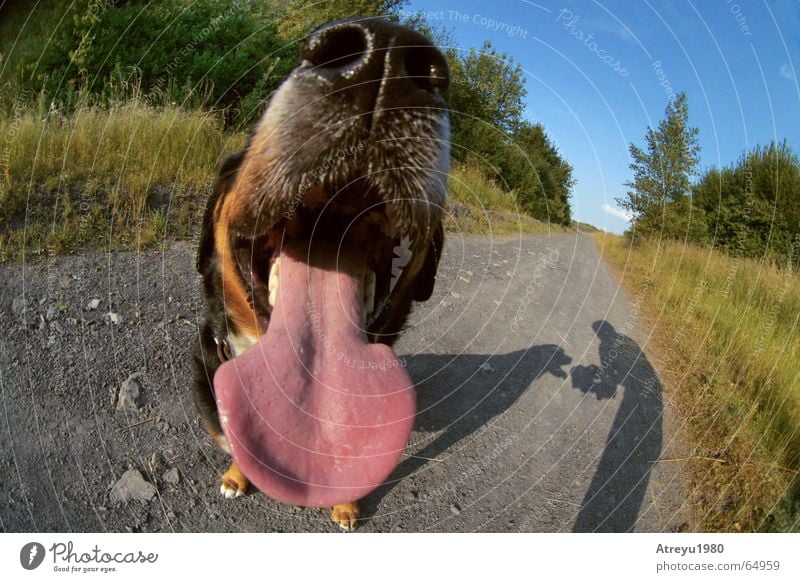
xmin=361 ymin=344 xmax=573 ymax=519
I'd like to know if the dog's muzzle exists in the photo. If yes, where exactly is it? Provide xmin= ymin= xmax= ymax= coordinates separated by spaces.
xmin=212 ymin=18 xmax=451 ymax=508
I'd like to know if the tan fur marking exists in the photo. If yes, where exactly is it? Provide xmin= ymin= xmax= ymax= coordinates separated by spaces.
xmin=221 ymin=462 xmax=249 ymax=496
xmin=213 ymin=191 xmax=261 ymax=339
xmin=208 ymin=427 xmax=232 ymax=455
xmin=330 ymin=501 xmax=361 ymax=531
xmin=225 ymin=161 xmax=269 ymax=227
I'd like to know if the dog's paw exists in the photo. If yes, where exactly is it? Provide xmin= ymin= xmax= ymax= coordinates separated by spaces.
xmin=330 ymin=502 xmax=360 ymax=531
xmin=220 ymin=462 xmax=248 ymax=499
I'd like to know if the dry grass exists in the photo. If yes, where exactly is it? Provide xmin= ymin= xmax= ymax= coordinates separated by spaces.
xmin=0 ymin=98 xmax=245 ymax=259
xmin=446 ymin=161 xmax=571 ymax=236
xmin=0 ymin=101 xmax=571 ymax=260
xmin=595 ymin=232 xmax=800 ymax=531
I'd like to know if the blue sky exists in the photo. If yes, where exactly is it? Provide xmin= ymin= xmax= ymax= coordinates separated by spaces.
xmin=404 ymin=0 xmax=800 ymax=233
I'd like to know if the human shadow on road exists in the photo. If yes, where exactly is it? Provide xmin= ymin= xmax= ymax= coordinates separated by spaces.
xmin=570 ymin=320 xmax=663 ymax=532
xmin=362 ymin=344 xmax=572 ymax=518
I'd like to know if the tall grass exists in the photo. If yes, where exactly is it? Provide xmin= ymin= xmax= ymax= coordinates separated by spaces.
xmin=596 ymin=233 xmax=800 ymax=531
xmin=0 ymin=99 xmax=571 ymax=260
xmin=0 ymin=95 xmax=245 ymax=259
xmin=446 ymin=161 xmax=570 ymax=235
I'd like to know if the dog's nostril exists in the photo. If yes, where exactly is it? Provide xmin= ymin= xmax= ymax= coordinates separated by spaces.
xmin=306 ymin=25 xmax=368 ymax=70
xmin=404 ymin=46 xmax=449 ymax=92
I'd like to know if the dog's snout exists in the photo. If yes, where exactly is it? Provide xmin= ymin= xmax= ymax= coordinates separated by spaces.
xmin=302 ymin=18 xmax=449 ymax=109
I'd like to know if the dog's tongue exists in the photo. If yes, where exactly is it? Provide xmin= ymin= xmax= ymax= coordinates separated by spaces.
xmin=214 ymin=241 xmax=415 ymax=508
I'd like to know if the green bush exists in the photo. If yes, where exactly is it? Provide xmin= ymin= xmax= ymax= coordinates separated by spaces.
xmin=4 ymin=0 xmax=296 ymax=127
xmin=693 ymin=142 xmax=800 ymax=262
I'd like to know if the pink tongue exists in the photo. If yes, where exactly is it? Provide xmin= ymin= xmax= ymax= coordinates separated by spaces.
xmin=213 ymin=241 xmax=415 ymax=507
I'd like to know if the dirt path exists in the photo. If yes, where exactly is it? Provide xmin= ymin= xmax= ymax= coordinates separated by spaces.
xmin=0 ymin=233 xmax=691 ymax=532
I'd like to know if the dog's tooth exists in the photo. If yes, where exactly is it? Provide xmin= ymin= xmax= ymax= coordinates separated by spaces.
xmin=364 ymin=269 xmax=376 ymax=317
xmin=268 ymin=257 xmax=280 ymax=291
xmin=268 ymin=257 xmax=280 ymax=307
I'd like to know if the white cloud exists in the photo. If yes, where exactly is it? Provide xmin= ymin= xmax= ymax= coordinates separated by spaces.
xmin=589 ymin=19 xmax=637 ymax=45
xmin=602 ymin=203 xmax=632 ymax=223
xmin=779 ymin=63 xmax=795 ymax=81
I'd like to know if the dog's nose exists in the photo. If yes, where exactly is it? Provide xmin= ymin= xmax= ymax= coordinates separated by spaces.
xmin=301 ymin=18 xmax=449 ymax=110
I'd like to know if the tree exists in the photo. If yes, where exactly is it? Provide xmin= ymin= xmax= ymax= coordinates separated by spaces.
xmin=11 ymin=0 xmax=296 ymax=126
xmin=442 ymin=42 xmax=574 ymax=225
xmin=502 ymin=122 xmax=574 ymax=225
xmin=446 ymin=41 xmax=526 ymax=163
xmin=273 ymin=0 xmax=407 ymax=39
xmin=693 ymin=141 xmax=800 ymax=260
xmin=617 ymin=92 xmax=701 ymax=238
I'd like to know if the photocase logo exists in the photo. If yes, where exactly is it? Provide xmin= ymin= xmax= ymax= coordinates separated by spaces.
xmin=20 ymin=542 xmax=46 ymax=570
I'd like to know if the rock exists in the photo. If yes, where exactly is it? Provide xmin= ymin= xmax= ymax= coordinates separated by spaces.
xmin=46 ymin=305 xmax=59 ymax=321
xmin=87 ymin=298 xmax=101 ymax=311
xmin=163 ymin=468 xmax=180 ymax=485
xmin=11 ymin=298 xmax=29 ymax=316
xmin=479 ymin=362 xmax=494 ymax=373
xmin=450 ymin=504 xmax=461 ymax=515
xmin=116 ymin=373 xmax=145 ymax=412
xmin=109 ymin=469 xmax=157 ymax=505
xmin=447 ymin=201 xmax=471 ymax=219
xmin=106 ymin=312 xmax=122 ymax=325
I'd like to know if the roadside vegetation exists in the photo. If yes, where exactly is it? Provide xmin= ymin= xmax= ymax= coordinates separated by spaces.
xmin=610 ymin=89 xmax=799 ymax=531
xmin=617 ymin=92 xmax=799 ymax=267
xmin=0 ymin=94 xmax=243 ymax=259
xmin=0 ymin=0 xmax=577 ymax=261
xmin=446 ymin=161 xmax=571 ymax=236
xmin=597 ymin=233 xmax=799 ymax=532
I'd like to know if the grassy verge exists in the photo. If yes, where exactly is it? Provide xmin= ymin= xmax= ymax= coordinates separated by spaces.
xmin=0 ymin=103 xmax=571 ymax=261
xmin=446 ymin=162 xmax=572 ymax=236
xmin=0 ymin=98 xmax=245 ymax=259
xmin=595 ymin=232 xmax=800 ymax=532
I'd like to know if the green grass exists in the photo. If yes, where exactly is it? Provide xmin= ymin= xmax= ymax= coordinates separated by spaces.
xmin=596 ymin=232 xmax=800 ymax=531
xmin=0 ymin=102 xmax=571 ymax=260
xmin=0 ymin=98 xmax=245 ymax=259
xmin=446 ymin=161 xmax=571 ymax=236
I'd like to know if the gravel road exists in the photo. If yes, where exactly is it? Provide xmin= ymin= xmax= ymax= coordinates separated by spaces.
xmin=0 ymin=233 xmax=691 ymax=532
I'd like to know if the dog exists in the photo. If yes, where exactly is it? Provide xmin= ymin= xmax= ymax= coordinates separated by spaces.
xmin=192 ymin=17 xmax=450 ymax=531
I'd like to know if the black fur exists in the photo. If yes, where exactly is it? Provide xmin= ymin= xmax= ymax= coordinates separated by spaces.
xmin=190 ymin=17 xmax=449 ymax=483
xmin=192 ymin=151 xmax=245 ymax=438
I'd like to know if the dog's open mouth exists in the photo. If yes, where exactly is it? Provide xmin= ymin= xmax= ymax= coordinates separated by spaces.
xmin=213 ymin=185 xmax=420 ymax=507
